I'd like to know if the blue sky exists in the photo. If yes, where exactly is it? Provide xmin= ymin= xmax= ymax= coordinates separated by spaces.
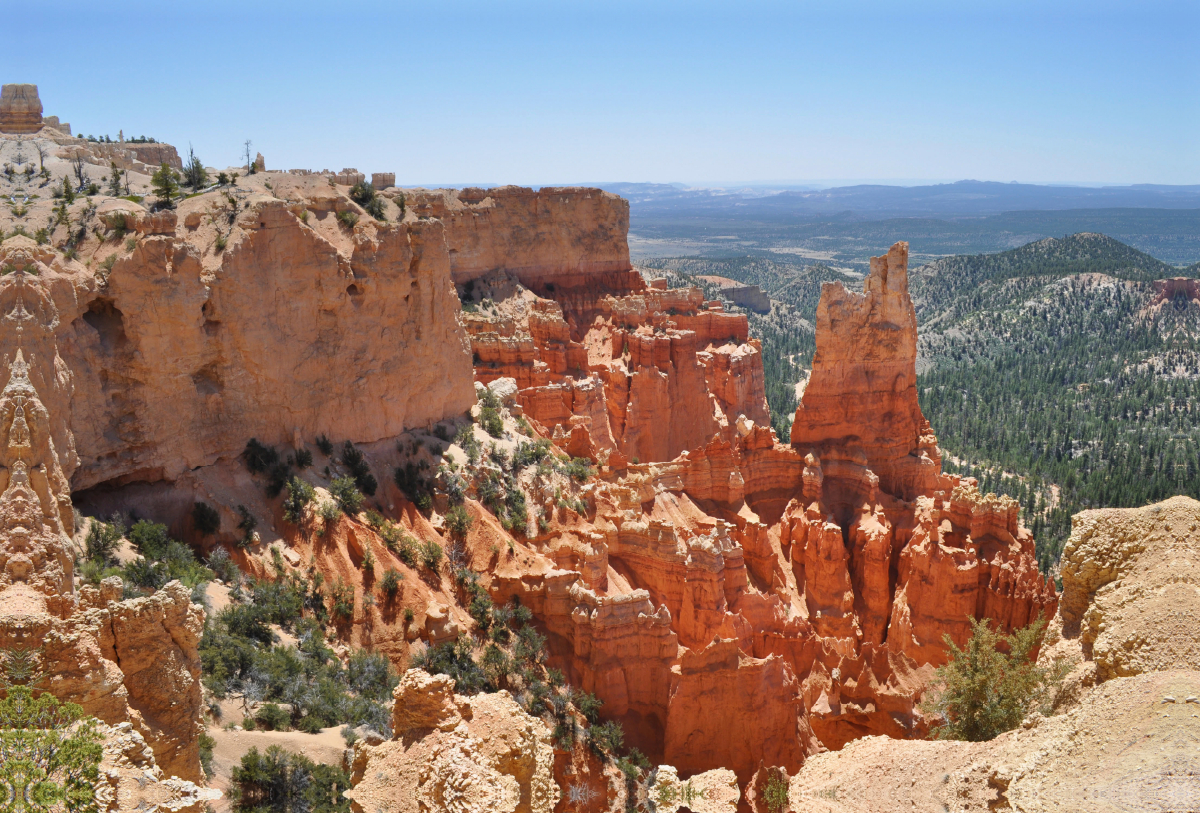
xmin=6 ymin=0 xmax=1197 ymax=186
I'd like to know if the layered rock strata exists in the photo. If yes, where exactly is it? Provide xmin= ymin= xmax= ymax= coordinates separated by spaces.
xmin=0 ymin=84 xmax=42 ymax=134
xmin=463 ymin=271 xmax=770 ymax=464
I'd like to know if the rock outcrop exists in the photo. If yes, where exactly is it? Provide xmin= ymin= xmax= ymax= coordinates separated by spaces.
xmin=463 ymin=271 xmax=770 ymax=465
xmin=0 ymin=84 xmax=42 ymax=133
xmin=786 ymin=496 xmax=1200 ymax=813
xmin=345 ymin=669 xmax=559 ymax=813
xmin=1047 ymin=495 xmax=1200 ymax=681
xmin=0 ymin=339 xmax=206 ymax=781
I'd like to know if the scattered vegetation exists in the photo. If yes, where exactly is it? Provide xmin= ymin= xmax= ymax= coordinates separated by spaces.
xmin=477 ymin=388 xmax=504 ymax=438
xmin=200 ymin=573 xmax=397 ymax=734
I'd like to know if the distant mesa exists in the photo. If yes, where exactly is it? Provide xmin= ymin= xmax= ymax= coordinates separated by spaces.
xmin=0 ymin=84 xmax=42 ymax=134
xmin=0 ymin=83 xmax=70 ymax=135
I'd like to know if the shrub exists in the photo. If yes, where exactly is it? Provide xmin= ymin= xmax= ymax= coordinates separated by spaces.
xmin=193 ymin=502 xmax=221 ymax=536
xmin=560 ymin=457 xmax=595 ymax=483
xmin=420 ymin=539 xmax=443 ymax=572
xmin=922 ymin=616 xmax=1068 ymax=742
xmin=199 ymin=731 xmax=215 ymax=778
xmin=337 ymin=210 xmax=359 ymax=229
xmin=341 ymin=441 xmax=378 ymax=496
xmin=236 ymin=505 xmax=258 ymax=546
xmin=411 ymin=637 xmax=486 ymax=694
xmin=512 ymin=439 xmax=552 ymax=470
xmin=330 ymin=579 xmax=354 ymax=622
xmin=379 ymin=568 xmax=402 ymax=600
xmin=85 ymin=516 xmax=123 ymax=564
xmin=282 ymin=476 xmax=316 ymax=524
xmin=207 ymin=548 xmax=240 ymax=584
xmin=318 ymin=500 xmax=340 ymax=528
xmin=183 ymin=146 xmax=208 ymax=190
xmin=763 ymin=768 xmax=790 ymax=813
xmin=453 ymin=424 xmax=482 ymax=464
xmin=444 ymin=505 xmax=473 ymax=540
xmin=479 ymin=405 xmax=503 ymax=438
xmin=361 ymin=547 xmax=375 ymax=574
xmin=128 ymin=520 xmax=171 ymax=558
xmin=589 ymin=720 xmax=624 ymax=756
xmin=292 ymin=448 xmax=313 ymax=469
xmin=254 ymin=702 xmax=290 ymax=732
xmin=329 ymin=476 xmax=364 ymax=515
xmin=315 ymin=434 xmax=334 ymax=456
xmin=349 ymin=181 xmax=386 ymax=221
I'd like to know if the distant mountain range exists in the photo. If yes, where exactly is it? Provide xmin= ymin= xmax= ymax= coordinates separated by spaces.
xmin=598 ymin=180 xmax=1200 ymax=219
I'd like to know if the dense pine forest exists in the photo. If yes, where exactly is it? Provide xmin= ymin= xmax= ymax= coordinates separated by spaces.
xmin=640 ymin=233 xmax=1200 ymax=574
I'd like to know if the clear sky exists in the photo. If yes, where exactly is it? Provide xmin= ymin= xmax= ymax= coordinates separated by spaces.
xmin=6 ymin=0 xmax=1197 ymax=187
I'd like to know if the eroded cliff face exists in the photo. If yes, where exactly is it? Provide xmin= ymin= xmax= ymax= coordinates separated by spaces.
xmin=786 ymin=496 xmax=1200 ymax=813
xmin=463 ymin=271 xmax=770 ymax=465
xmin=0 ymin=335 xmax=204 ymax=782
xmin=462 ymin=243 xmax=1054 ymax=785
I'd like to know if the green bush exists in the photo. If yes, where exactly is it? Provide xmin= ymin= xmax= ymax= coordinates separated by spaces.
xmin=589 ymin=720 xmax=624 ymax=756
xmin=329 ymin=476 xmax=364 ymax=515
xmin=207 ymin=548 xmax=240 ymax=584
xmin=193 ymin=502 xmax=221 ymax=536
xmin=330 ymin=579 xmax=354 ymax=622
xmin=292 ymin=448 xmax=314 ymax=469
xmin=85 ymin=516 xmax=123 ymax=564
xmin=315 ymin=434 xmax=334 ymax=456
xmin=444 ymin=505 xmax=473 ymax=540
xmin=453 ymin=424 xmax=481 ymax=465
xmin=349 ymin=181 xmax=386 ymax=221
xmin=420 ymin=539 xmax=443 ymax=572
xmin=379 ymin=568 xmax=402 ymax=600
xmin=560 ymin=457 xmax=595 ymax=483
xmin=200 ymin=731 xmax=215 ymax=778
xmin=150 ymin=163 xmax=180 ymax=208
xmin=255 ymin=702 xmax=291 ymax=732
xmin=512 ymin=439 xmax=552 ymax=470
xmin=341 ymin=441 xmax=378 ymax=496
xmin=763 ymin=768 xmax=790 ymax=813
xmin=337 ymin=210 xmax=359 ymax=229
xmin=922 ymin=616 xmax=1069 ymax=742
xmin=183 ymin=146 xmax=208 ymax=191
xmin=282 ymin=476 xmax=316 ymax=524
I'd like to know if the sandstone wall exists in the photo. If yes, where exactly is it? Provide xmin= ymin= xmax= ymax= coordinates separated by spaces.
xmin=408 ymin=186 xmax=631 ymax=290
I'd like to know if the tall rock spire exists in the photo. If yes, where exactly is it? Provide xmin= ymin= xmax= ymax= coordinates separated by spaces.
xmin=790 ymin=241 xmax=940 ymax=499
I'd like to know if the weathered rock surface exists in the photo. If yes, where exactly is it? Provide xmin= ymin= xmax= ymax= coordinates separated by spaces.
xmin=1047 ymin=495 xmax=1200 ymax=680
xmin=411 ymin=186 xmax=632 ymax=290
xmin=464 ymin=272 xmax=770 ymax=465
xmin=0 ymin=84 xmax=42 ymax=133
xmin=95 ymin=720 xmax=220 ymax=812
xmin=787 ymin=496 xmax=1200 ymax=813
xmin=345 ymin=669 xmax=559 ymax=813
xmin=0 ymin=342 xmax=206 ymax=781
